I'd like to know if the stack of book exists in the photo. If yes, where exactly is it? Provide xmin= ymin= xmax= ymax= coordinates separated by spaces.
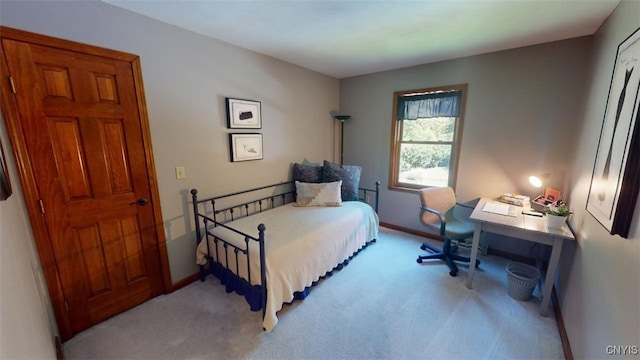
xmin=498 ymin=193 xmax=530 ymax=207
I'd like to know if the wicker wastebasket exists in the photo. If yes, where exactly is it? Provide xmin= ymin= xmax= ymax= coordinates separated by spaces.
xmin=506 ymin=262 xmax=541 ymax=301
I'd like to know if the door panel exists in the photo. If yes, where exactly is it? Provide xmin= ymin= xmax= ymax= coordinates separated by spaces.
xmin=1 ymin=30 xmax=167 ymax=339
xmin=49 ymin=117 xmax=92 ymax=199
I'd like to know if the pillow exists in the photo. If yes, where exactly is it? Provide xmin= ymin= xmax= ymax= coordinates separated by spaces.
xmin=322 ymin=160 xmax=362 ymax=201
xmin=293 ymin=163 xmax=323 ymax=183
xmin=295 ymin=181 xmax=342 ymax=207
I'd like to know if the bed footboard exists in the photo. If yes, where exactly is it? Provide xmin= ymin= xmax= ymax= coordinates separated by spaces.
xmin=191 ymin=183 xmax=291 ymax=315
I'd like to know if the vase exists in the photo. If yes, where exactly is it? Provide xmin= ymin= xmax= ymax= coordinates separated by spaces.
xmin=546 ymin=214 xmax=568 ymax=229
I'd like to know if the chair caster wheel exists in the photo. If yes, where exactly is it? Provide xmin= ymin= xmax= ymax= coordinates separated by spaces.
xmin=449 ymin=271 xmax=457 ymax=277
xmin=420 ymin=244 xmax=427 ymax=251
xmin=475 ymin=260 xmax=481 ymax=268
xmin=417 ymin=258 xmax=423 ymax=264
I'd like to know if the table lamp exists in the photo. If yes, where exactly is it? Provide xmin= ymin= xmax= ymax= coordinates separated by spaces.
xmin=529 ymin=173 xmax=550 ymax=188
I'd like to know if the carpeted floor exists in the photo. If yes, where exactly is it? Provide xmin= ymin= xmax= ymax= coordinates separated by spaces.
xmin=63 ymin=227 xmax=564 ymax=359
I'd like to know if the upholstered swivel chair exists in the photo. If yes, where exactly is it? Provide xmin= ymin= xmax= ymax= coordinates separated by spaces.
xmin=416 ymin=187 xmax=480 ymax=276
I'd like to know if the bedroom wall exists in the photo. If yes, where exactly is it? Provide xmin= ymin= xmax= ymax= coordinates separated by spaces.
xmin=0 ymin=118 xmax=57 ymax=359
xmin=0 ymin=0 xmax=339 ymax=282
xmin=341 ymin=0 xmax=639 ymax=358
xmin=0 ymin=0 xmax=338 ymax=355
xmin=1 ymin=0 xmax=637 ymax=358
xmin=339 ymin=36 xmax=592 ymax=256
xmin=560 ymin=0 xmax=639 ymax=358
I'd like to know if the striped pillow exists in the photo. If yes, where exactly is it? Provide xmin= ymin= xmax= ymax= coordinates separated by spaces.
xmin=295 ymin=181 xmax=342 ymax=207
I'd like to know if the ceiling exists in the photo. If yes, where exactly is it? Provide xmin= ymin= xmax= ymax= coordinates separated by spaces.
xmin=102 ymin=0 xmax=620 ymax=79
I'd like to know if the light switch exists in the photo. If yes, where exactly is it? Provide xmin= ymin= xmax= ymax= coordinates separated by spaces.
xmin=175 ymin=166 xmax=186 ymax=179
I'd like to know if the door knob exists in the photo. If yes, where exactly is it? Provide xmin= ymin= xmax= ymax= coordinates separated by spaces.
xmin=134 ymin=197 xmax=148 ymax=206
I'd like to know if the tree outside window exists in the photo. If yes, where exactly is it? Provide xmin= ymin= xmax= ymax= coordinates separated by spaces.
xmin=389 ymin=84 xmax=467 ymax=191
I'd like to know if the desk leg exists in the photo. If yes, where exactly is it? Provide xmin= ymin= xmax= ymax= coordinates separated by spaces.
xmin=540 ymin=237 xmax=564 ymax=317
xmin=466 ymin=223 xmax=482 ymax=289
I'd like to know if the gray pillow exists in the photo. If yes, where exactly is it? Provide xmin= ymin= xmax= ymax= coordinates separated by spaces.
xmin=293 ymin=163 xmax=323 ymax=183
xmin=322 ymin=160 xmax=362 ymax=201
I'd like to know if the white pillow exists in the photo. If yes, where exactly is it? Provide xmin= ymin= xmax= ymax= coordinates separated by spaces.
xmin=295 ymin=180 xmax=342 ymax=207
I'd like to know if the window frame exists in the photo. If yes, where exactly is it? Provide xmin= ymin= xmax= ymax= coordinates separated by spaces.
xmin=389 ymin=83 xmax=468 ymax=192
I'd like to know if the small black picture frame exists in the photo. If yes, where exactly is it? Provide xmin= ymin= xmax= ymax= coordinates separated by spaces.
xmin=226 ymin=97 xmax=262 ymax=129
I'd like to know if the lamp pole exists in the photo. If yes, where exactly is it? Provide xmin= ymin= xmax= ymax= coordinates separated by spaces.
xmin=334 ymin=115 xmax=350 ymax=165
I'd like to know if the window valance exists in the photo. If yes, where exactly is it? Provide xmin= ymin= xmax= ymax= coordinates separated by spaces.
xmin=397 ymin=91 xmax=462 ymax=120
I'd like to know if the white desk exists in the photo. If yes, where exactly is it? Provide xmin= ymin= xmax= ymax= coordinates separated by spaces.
xmin=467 ymin=198 xmax=575 ymax=317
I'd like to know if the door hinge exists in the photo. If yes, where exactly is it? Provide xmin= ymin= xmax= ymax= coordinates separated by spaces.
xmin=39 ymin=199 xmax=45 ymax=214
xmin=8 ymin=76 xmax=16 ymax=94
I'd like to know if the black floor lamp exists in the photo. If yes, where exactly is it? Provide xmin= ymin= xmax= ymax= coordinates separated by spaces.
xmin=333 ymin=114 xmax=351 ymax=165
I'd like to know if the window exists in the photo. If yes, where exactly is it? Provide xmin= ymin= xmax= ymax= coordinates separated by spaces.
xmin=389 ymin=84 xmax=467 ymax=191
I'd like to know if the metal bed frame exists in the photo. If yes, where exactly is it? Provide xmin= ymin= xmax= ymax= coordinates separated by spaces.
xmin=190 ymin=180 xmax=380 ymax=319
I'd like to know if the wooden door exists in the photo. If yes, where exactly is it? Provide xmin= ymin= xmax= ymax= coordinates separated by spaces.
xmin=0 ymin=27 xmax=170 ymax=340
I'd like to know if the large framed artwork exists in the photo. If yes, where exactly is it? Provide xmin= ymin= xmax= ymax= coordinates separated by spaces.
xmin=226 ymin=97 xmax=262 ymax=129
xmin=0 ymin=137 xmax=12 ymax=201
xmin=229 ymin=133 xmax=263 ymax=162
xmin=587 ymin=27 xmax=640 ymax=238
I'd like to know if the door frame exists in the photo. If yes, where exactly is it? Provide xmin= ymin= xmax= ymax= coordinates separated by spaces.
xmin=0 ymin=26 xmax=172 ymax=341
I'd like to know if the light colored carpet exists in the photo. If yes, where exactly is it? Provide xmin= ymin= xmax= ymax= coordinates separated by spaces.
xmin=63 ymin=227 xmax=564 ymax=360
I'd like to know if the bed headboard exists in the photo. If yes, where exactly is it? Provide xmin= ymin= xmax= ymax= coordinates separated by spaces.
xmin=191 ymin=180 xmax=379 ymax=221
xmin=191 ymin=181 xmax=296 ymax=225
xmin=190 ymin=180 xmax=380 ymax=245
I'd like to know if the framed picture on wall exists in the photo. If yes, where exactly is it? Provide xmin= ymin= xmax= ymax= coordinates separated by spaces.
xmin=229 ymin=133 xmax=263 ymax=162
xmin=586 ymin=27 xmax=640 ymax=238
xmin=226 ymin=97 xmax=261 ymax=129
xmin=0 ymin=137 xmax=12 ymax=201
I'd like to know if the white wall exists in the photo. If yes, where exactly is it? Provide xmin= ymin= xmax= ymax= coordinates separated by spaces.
xmin=1 ymin=0 xmax=637 ymax=358
xmin=341 ymin=1 xmax=639 ymax=358
xmin=340 ymin=36 xmax=592 ymax=256
xmin=0 ymin=116 xmax=57 ymax=359
xmin=0 ymin=0 xmax=339 ymax=282
xmin=561 ymin=0 xmax=640 ymax=358
xmin=0 ymin=0 xmax=339 ymax=355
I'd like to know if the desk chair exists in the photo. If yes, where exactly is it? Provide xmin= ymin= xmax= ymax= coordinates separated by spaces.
xmin=416 ymin=187 xmax=480 ymax=276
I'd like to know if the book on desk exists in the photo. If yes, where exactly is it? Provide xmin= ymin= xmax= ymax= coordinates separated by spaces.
xmin=481 ymin=202 xmax=518 ymax=217
xmin=483 ymin=195 xmax=545 ymax=218
xmin=497 ymin=193 xmax=530 ymax=207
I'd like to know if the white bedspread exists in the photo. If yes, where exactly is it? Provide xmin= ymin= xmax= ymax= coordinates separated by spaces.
xmin=196 ymin=201 xmax=379 ymax=331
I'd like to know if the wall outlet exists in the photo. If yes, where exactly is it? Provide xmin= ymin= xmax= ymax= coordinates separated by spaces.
xmin=175 ymin=166 xmax=186 ymax=179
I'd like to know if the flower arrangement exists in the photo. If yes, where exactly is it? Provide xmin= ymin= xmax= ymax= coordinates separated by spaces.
xmin=544 ymin=203 xmax=572 ymax=217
